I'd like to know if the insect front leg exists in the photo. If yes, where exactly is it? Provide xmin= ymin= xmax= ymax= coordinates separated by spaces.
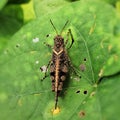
xmin=43 ymin=42 xmax=53 ymax=49
xmin=65 ymin=29 xmax=74 ymax=49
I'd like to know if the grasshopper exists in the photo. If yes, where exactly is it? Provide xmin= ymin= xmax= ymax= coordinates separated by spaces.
xmin=41 ymin=20 xmax=74 ymax=109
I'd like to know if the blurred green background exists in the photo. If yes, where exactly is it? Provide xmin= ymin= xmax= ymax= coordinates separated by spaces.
xmin=0 ymin=0 xmax=120 ymax=120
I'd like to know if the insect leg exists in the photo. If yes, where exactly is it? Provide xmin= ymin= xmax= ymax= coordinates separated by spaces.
xmin=67 ymin=57 xmax=80 ymax=77
xmin=41 ymin=60 xmax=51 ymax=81
xmin=44 ymin=42 xmax=53 ymax=49
xmin=65 ymin=29 xmax=74 ymax=49
xmin=64 ymin=30 xmax=69 ymax=46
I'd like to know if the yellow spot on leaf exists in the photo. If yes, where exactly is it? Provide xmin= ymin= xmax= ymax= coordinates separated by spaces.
xmin=114 ymin=55 xmax=118 ymax=62
xmin=94 ymin=14 xmax=96 ymax=19
xmin=89 ymin=14 xmax=96 ymax=35
xmin=89 ymin=23 xmax=96 ymax=35
xmin=0 ymin=93 xmax=7 ymax=102
xmin=47 ymin=52 xmax=51 ymax=56
xmin=51 ymin=107 xmax=60 ymax=115
xmin=21 ymin=0 xmax=36 ymax=23
xmin=116 ymin=1 xmax=120 ymax=13
xmin=18 ymin=99 xmax=22 ymax=106
xmin=82 ymin=101 xmax=86 ymax=104
xmin=100 ymin=37 xmax=108 ymax=48
xmin=34 ymin=93 xmax=41 ymax=96
xmin=90 ymin=91 xmax=96 ymax=97
xmin=30 ymin=51 xmax=36 ymax=54
xmin=108 ymin=56 xmax=118 ymax=65
xmin=108 ymin=45 xmax=112 ymax=52
xmin=98 ymin=69 xmax=103 ymax=77
xmin=93 ymin=83 xmax=97 ymax=88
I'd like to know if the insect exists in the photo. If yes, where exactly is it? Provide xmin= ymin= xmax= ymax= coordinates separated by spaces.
xmin=41 ymin=19 xmax=75 ymax=109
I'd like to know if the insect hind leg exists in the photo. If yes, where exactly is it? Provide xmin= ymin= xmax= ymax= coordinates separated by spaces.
xmin=41 ymin=60 xmax=51 ymax=81
xmin=68 ymin=59 xmax=80 ymax=78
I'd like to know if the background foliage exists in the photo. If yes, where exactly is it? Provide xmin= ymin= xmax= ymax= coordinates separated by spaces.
xmin=0 ymin=0 xmax=120 ymax=120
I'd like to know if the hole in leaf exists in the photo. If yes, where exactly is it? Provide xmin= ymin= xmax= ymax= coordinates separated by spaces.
xmin=76 ymin=90 xmax=80 ymax=94
xmin=84 ymin=58 xmax=87 ymax=62
xmin=83 ymin=90 xmax=87 ymax=94
xmin=79 ymin=110 xmax=85 ymax=118
xmin=46 ymin=34 xmax=49 ymax=37
xmin=46 ymin=34 xmax=51 ymax=37
xmin=79 ymin=64 xmax=86 ymax=72
xmin=16 ymin=44 xmax=20 ymax=48
xmin=40 ymin=65 xmax=47 ymax=73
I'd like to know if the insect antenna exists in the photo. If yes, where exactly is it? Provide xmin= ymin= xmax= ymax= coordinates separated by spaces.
xmin=60 ymin=20 xmax=69 ymax=35
xmin=50 ymin=19 xmax=58 ymax=35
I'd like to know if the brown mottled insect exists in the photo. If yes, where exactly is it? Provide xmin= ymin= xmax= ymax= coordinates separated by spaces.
xmin=41 ymin=19 xmax=74 ymax=109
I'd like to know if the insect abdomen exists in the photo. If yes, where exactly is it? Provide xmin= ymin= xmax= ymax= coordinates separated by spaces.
xmin=50 ymin=51 xmax=68 ymax=92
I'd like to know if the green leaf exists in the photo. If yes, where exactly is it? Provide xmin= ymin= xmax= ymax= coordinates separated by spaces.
xmin=0 ymin=4 xmax=23 ymax=52
xmin=98 ymin=0 xmax=120 ymax=6
xmin=97 ymin=75 xmax=120 ymax=120
xmin=33 ymin=0 xmax=69 ymax=17
xmin=0 ymin=0 xmax=119 ymax=120
xmin=7 ymin=0 xmax=30 ymax=4
xmin=20 ymin=0 xmax=36 ymax=23
xmin=0 ymin=0 xmax=7 ymax=10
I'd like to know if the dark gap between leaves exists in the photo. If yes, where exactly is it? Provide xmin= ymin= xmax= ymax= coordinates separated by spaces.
xmin=97 ymin=71 xmax=120 ymax=84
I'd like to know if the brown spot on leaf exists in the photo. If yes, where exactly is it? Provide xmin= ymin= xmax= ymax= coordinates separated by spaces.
xmin=79 ymin=64 xmax=86 ymax=72
xmin=79 ymin=110 xmax=86 ymax=118
xmin=90 ymin=91 xmax=96 ymax=97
